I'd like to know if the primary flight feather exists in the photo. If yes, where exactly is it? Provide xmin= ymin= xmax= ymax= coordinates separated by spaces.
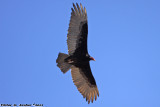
xmin=56 ymin=3 xmax=99 ymax=104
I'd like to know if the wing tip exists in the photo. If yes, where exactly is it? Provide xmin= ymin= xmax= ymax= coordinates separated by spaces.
xmin=72 ymin=3 xmax=86 ymax=16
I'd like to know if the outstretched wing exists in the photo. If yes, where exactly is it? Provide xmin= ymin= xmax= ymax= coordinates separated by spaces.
xmin=71 ymin=63 xmax=99 ymax=104
xmin=67 ymin=3 xmax=88 ymax=56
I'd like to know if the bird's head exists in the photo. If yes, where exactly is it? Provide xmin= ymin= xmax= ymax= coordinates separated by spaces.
xmin=90 ymin=57 xmax=96 ymax=61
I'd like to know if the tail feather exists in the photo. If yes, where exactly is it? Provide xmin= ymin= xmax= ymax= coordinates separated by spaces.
xmin=56 ymin=53 xmax=72 ymax=73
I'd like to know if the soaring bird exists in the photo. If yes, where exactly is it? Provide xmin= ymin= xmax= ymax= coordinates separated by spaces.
xmin=56 ymin=3 xmax=99 ymax=104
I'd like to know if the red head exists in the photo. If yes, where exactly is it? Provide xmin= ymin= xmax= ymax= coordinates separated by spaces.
xmin=90 ymin=57 xmax=96 ymax=61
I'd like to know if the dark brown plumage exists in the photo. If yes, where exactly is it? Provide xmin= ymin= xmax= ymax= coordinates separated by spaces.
xmin=56 ymin=3 xmax=99 ymax=104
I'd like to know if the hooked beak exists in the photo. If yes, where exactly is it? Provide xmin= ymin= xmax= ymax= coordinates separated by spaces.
xmin=90 ymin=57 xmax=96 ymax=61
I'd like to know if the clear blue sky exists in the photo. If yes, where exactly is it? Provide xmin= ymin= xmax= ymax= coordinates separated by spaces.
xmin=0 ymin=0 xmax=160 ymax=107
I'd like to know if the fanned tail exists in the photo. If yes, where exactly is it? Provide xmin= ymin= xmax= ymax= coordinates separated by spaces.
xmin=56 ymin=53 xmax=72 ymax=73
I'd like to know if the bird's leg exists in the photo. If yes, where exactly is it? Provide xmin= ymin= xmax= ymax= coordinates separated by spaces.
xmin=65 ymin=57 xmax=74 ymax=64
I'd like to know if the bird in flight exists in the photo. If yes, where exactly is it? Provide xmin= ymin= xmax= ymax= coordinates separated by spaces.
xmin=56 ymin=3 xmax=99 ymax=104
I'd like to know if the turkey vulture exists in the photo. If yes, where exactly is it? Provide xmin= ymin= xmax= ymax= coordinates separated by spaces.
xmin=56 ymin=3 xmax=99 ymax=104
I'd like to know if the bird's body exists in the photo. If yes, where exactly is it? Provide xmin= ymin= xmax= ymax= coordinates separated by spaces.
xmin=65 ymin=53 xmax=90 ymax=65
xmin=56 ymin=3 xmax=99 ymax=104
